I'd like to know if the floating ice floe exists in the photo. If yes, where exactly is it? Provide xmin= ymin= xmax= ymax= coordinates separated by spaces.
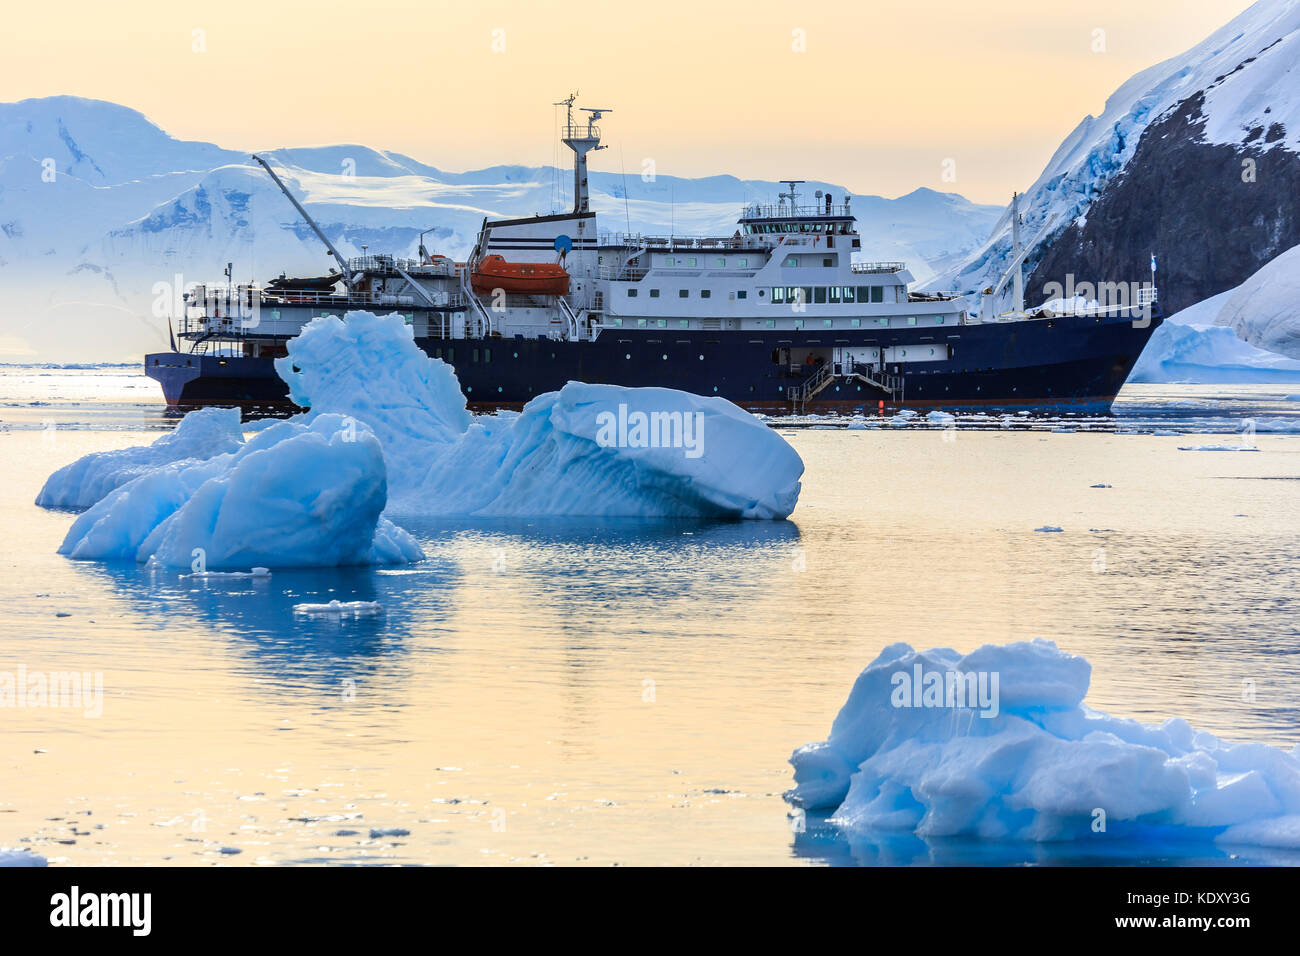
xmin=293 ymin=600 xmax=384 ymax=617
xmin=1177 ymin=443 xmax=1260 ymax=452
xmin=179 ymin=567 xmax=271 ymax=580
xmin=1034 ymin=526 xmax=1064 ymax=533
xmin=276 ymin=312 xmax=804 ymax=518
xmin=1090 ymin=483 xmax=1111 ymax=489
xmin=36 ymin=406 xmax=244 ymax=509
xmin=0 ymin=848 xmax=47 ymax=867
xmin=787 ymin=640 xmax=1300 ymax=848
xmin=57 ymin=413 xmax=422 ymax=568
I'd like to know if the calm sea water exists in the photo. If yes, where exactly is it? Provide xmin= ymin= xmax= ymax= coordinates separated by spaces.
xmin=1 ymin=368 xmax=1298 ymax=866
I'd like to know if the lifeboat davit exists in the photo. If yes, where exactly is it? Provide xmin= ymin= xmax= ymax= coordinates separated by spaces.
xmin=471 ymin=254 xmax=570 ymax=296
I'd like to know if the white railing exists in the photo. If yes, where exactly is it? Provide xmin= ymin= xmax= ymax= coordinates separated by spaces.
xmin=851 ymin=261 xmax=906 ymax=274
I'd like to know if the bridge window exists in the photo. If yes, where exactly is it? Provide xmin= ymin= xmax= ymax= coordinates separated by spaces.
xmin=772 ymin=287 xmax=786 ymax=304
xmin=872 ymin=287 xmax=884 ymax=303
xmin=784 ymin=256 xmax=797 ymax=268
xmin=627 ymin=288 xmax=638 ymax=297
xmin=814 ymin=287 xmax=827 ymax=304
xmin=829 ymin=287 xmax=841 ymax=303
xmin=701 ymin=290 xmax=711 ymax=299
xmin=679 ymin=289 xmax=689 ymax=298
xmin=650 ymin=289 xmax=660 ymax=298
xmin=737 ymin=290 xmax=747 ymax=299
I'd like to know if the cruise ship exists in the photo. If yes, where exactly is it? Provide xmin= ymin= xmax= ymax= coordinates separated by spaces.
xmin=146 ymin=97 xmax=1163 ymax=413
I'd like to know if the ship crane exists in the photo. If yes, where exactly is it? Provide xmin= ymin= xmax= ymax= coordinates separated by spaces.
xmin=251 ymin=154 xmax=355 ymax=292
xmin=982 ymin=191 xmax=1057 ymax=318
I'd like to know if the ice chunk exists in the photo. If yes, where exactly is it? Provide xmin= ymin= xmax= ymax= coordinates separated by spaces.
xmin=59 ymin=414 xmax=422 ymax=568
xmin=1033 ymin=525 xmax=1064 ymax=533
xmin=788 ymin=640 xmax=1300 ymax=848
xmin=36 ymin=406 xmax=244 ymax=509
xmin=277 ymin=312 xmax=804 ymax=518
xmin=293 ymin=600 xmax=384 ymax=617
xmin=0 ymin=848 xmax=47 ymax=867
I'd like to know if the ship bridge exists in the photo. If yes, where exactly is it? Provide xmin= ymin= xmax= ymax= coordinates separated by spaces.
xmin=736 ymin=182 xmax=860 ymax=248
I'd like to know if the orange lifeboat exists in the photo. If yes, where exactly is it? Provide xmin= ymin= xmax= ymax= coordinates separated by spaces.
xmin=471 ymin=254 xmax=570 ymax=296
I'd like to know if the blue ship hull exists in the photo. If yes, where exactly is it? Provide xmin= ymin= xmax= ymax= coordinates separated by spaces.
xmin=145 ymin=309 xmax=1162 ymax=414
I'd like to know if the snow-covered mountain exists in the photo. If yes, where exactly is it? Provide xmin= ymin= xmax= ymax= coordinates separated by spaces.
xmin=0 ymin=96 xmax=999 ymax=361
xmin=932 ymin=0 xmax=1300 ymax=343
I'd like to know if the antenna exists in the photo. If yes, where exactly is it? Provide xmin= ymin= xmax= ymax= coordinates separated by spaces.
xmin=779 ymin=180 xmax=806 ymax=209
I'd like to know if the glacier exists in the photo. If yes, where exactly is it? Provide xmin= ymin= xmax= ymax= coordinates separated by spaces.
xmin=36 ymin=406 xmax=244 ymax=509
xmin=46 ymin=311 xmax=802 ymax=568
xmin=788 ymin=640 xmax=1300 ymax=849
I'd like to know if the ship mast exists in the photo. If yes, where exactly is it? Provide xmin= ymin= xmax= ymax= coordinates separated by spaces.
xmin=556 ymin=93 xmax=609 ymax=215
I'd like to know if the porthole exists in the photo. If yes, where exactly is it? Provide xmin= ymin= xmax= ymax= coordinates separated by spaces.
xmin=625 ymin=353 xmax=632 ymax=360
xmin=662 ymin=354 xmax=668 ymax=360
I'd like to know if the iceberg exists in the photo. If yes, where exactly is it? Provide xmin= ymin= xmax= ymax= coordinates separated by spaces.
xmin=45 ymin=311 xmax=800 ymax=569
xmin=35 ymin=406 xmax=244 ymax=509
xmin=787 ymin=640 xmax=1300 ymax=848
xmin=58 ymin=414 xmax=422 ymax=568
xmin=275 ymin=312 xmax=804 ymax=518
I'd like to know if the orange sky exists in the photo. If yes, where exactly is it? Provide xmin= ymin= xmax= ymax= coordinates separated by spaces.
xmin=0 ymin=0 xmax=1256 ymax=203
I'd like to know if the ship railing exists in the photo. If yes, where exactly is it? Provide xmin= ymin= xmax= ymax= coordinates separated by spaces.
xmin=743 ymin=202 xmax=853 ymax=219
xmin=850 ymin=261 xmax=907 ymax=274
xmin=598 ymin=232 xmax=757 ymax=251
xmin=347 ymin=255 xmax=457 ymax=277
xmin=562 ymin=123 xmax=600 ymax=141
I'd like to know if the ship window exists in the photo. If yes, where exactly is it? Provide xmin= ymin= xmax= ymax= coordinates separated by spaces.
xmin=657 ymin=319 xmax=668 ymax=328
xmin=447 ymin=348 xmax=455 ymax=361
xmin=829 ymin=287 xmax=841 ymax=303
xmin=872 ymin=287 xmax=884 ymax=303
xmin=765 ymin=319 xmax=775 ymax=329
xmin=650 ymin=289 xmax=660 ymax=298
xmin=701 ymin=289 xmax=711 ymax=299
xmin=271 ymin=310 xmax=281 ymax=319
xmin=851 ymin=318 xmax=861 ymax=328
xmin=737 ymin=290 xmax=747 ymax=299
xmin=823 ymin=258 xmax=833 ymax=268
xmin=784 ymin=256 xmax=797 ymax=268
xmin=787 ymin=287 xmax=800 ymax=304
xmin=794 ymin=319 xmax=804 ymax=329
xmin=841 ymin=288 xmax=855 ymax=303
xmin=772 ymin=287 xmax=786 ymax=304
xmin=814 ymin=287 xmax=827 ymax=304
xmin=687 ymin=257 xmax=697 ymax=267
xmin=472 ymin=349 xmax=480 ymax=362
xmin=857 ymin=286 xmax=871 ymax=302
xmin=637 ymin=318 xmax=648 ymax=328
xmin=715 ymin=258 xmax=725 ymax=268
xmin=738 ymin=258 xmax=748 ymax=268
xmin=799 ymin=287 xmax=812 ymax=305
xmin=435 ymin=348 xmax=443 ymax=358
xmin=679 ymin=319 xmax=690 ymax=329
xmin=877 ymin=318 xmax=889 ymax=327
xmin=823 ymin=319 xmax=833 ymax=329
xmin=679 ymin=289 xmax=689 ymax=298
xmin=627 ymin=288 xmax=638 ymax=297
xmin=610 ymin=317 xmax=623 ymax=327
xmin=907 ymin=317 xmax=917 ymax=326
xmin=664 ymin=257 xmax=674 ymax=266
xmin=936 ymin=315 xmax=944 ymax=324
xmin=484 ymin=349 xmax=491 ymax=363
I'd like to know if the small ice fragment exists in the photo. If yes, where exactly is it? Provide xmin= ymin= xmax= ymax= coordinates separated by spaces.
xmin=369 ymin=828 xmax=410 ymax=838
xmin=293 ymin=600 xmax=384 ymax=617
xmin=1090 ymin=483 xmax=1111 ymax=488
xmin=1177 ymin=444 xmax=1260 ymax=452
xmin=1034 ymin=526 xmax=1064 ymax=533
xmin=181 ymin=567 xmax=272 ymax=580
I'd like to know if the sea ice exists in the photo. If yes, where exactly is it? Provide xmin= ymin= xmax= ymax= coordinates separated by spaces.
xmin=787 ymin=640 xmax=1300 ymax=847
xmin=36 ymin=406 xmax=244 ymax=509
xmin=0 ymin=847 xmax=47 ymax=867
xmin=293 ymin=600 xmax=384 ymax=617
